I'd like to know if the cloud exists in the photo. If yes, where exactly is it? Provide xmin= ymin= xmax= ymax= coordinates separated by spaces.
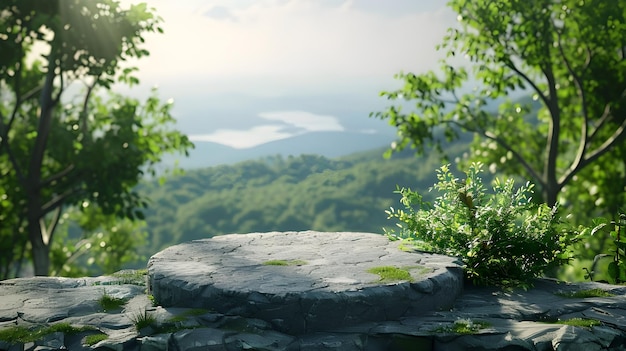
xmin=259 ymin=111 xmax=344 ymax=132
xmin=358 ymin=128 xmax=378 ymax=134
xmin=203 ymin=6 xmax=237 ymax=21
xmin=189 ymin=125 xmax=297 ymax=149
xmin=188 ymin=109 xmax=345 ymax=148
xmin=125 ymin=0 xmax=456 ymax=95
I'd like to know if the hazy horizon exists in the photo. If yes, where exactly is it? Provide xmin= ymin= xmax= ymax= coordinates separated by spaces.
xmin=113 ymin=0 xmax=457 ymax=150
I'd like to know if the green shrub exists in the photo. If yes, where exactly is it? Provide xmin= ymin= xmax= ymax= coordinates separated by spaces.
xmin=385 ymin=163 xmax=577 ymax=287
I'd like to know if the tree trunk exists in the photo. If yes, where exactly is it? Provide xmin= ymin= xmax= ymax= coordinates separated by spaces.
xmin=543 ymin=182 xmax=559 ymax=209
xmin=26 ymin=51 xmax=57 ymax=276
xmin=27 ymin=192 xmax=49 ymax=276
xmin=30 ymin=227 xmax=49 ymax=276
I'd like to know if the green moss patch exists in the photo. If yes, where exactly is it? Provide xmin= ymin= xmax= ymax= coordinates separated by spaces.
xmin=92 ymin=269 xmax=148 ymax=287
xmin=84 ymin=333 xmax=108 ymax=346
xmin=368 ymin=266 xmax=414 ymax=283
xmin=545 ymin=318 xmax=601 ymax=328
xmin=431 ymin=319 xmax=491 ymax=334
xmin=167 ymin=308 xmax=211 ymax=323
xmin=0 ymin=323 xmax=95 ymax=344
xmin=111 ymin=269 xmax=148 ymax=286
xmin=555 ymin=288 xmax=615 ymax=298
xmin=263 ymin=259 xmax=307 ymax=266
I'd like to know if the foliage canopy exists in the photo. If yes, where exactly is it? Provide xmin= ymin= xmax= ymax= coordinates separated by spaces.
xmin=0 ymin=0 xmax=192 ymax=277
xmin=372 ymin=0 xmax=626 ymax=211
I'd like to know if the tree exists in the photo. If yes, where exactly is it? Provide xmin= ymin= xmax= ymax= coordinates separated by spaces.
xmin=0 ymin=0 xmax=193 ymax=276
xmin=372 ymin=0 xmax=626 ymax=211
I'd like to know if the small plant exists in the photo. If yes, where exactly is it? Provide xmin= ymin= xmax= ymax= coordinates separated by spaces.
xmin=367 ymin=266 xmax=414 ymax=283
xmin=584 ymin=212 xmax=626 ymax=284
xmin=130 ymin=309 xmax=158 ymax=332
xmin=385 ymin=163 xmax=577 ymax=287
xmin=556 ymin=288 xmax=615 ymax=298
xmin=98 ymin=290 xmax=126 ymax=312
xmin=147 ymin=294 xmax=158 ymax=307
xmin=263 ymin=259 xmax=307 ymax=266
xmin=84 ymin=333 xmax=108 ymax=346
xmin=432 ymin=319 xmax=490 ymax=334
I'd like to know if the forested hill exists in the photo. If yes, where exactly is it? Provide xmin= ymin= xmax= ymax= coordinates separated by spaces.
xmin=138 ymin=146 xmax=465 ymax=256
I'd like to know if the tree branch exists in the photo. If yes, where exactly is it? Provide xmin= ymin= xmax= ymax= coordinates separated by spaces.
xmin=80 ymin=77 xmax=99 ymax=142
xmin=589 ymin=103 xmax=614 ymax=141
xmin=559 ymin=117 xmax=626 ymax=186
xmin=556 ymin=29 xmax=589 ymax=183
xmin=2 ymin=45 xmax=43 ymax=154
xmin=503 ymin=59 xmax=551 ymax=110
xmin=0 ymin=79 xmax=41 ymax=184
xmin=41 ymin=185 xmax=83 ymax=215
xmin=40 ymin=164 xmax=76 ymax=188
xmin=40 ymin=205 xmax=63 ymax=246
xmin=443 ymin=119 xmax=545 ymax=189
xmin=52 ymin=238 xmax=91 ymax=276
xmin=27 ymin=50 xmax=61 ymax=191
xmin=0 ymin=110 xmax=26 ymax=183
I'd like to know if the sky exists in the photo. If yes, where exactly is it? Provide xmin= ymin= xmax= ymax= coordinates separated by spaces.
xmin=117 ymin=0 xmax=457 ymax=149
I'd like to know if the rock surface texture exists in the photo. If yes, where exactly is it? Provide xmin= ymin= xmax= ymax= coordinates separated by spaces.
xmin=0 ymin=231 xmax=624 ymax=350
xmin=148 ymin=231 xmax=464 ymax=335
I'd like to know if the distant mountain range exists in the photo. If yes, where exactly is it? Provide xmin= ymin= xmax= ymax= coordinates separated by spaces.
xmin=162 ymin=130 xmax=397 ymax=170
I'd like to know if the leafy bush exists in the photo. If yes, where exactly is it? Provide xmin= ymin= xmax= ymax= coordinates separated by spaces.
xmin=385 ymin=163 xmax=577 ymax=287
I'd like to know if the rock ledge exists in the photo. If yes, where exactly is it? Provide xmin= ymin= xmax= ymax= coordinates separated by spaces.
xmin=147 ymin=231 xmax=464 ymax=335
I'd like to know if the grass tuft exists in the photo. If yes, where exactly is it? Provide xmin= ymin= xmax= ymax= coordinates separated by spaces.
xmin=130 ymin=309 xmax=158 ymax=332
xmin=98 ymin=290 xmax=127 ymax=312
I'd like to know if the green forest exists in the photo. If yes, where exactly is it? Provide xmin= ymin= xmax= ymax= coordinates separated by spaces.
xmin=136 ymin=147 xmax=459 ymax=262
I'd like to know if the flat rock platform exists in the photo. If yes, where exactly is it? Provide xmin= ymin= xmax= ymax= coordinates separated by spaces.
xmin=148 ymin=231 xmax=464 ymax=335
